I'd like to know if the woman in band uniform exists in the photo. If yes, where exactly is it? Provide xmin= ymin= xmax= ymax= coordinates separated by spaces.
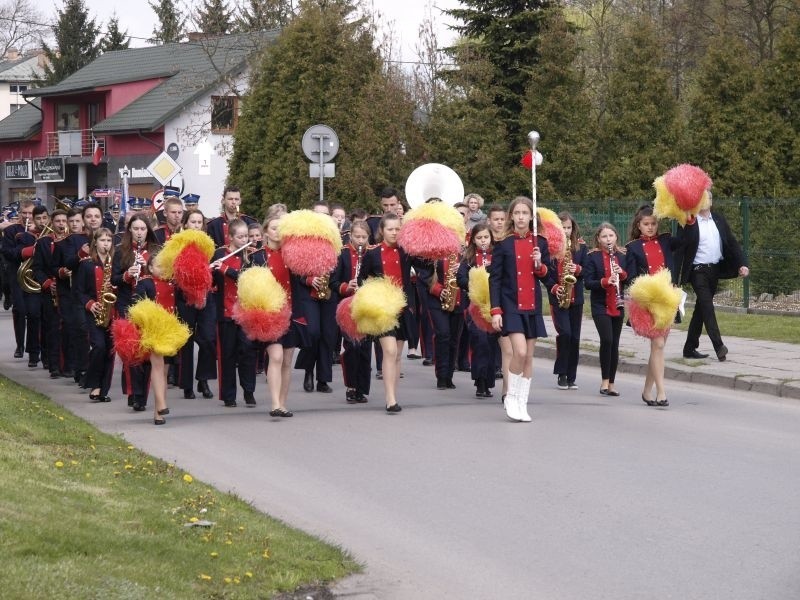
xmin=489 ymin=197 xmax=550 ymax=423
xmin=584 ymin=222 xmax=628 ymax=397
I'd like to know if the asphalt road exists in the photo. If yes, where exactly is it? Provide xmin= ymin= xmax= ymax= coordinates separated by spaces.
xmin=3 ymin=330 xmax=799 ymax=599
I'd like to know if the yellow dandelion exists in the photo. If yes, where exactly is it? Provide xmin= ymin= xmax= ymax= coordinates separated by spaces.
xmin=224 ymin=577 xmax=232 ymax=584
xmin=183 ymin=474 xmax=194 ymax=483
xmin=58 ymin=416 xmax=64 ymax=421
xmin=210 ymin=552 xmax=219 ymax=558
xmin=225 ymin=540 xmax=232 ymax=545
xmin=85 ymin=473 xmax=91 ymax=478
xmin=146 ymin=460 xmax=153 ymax=466
xmin=234 ymin=577 xmax=241 ymax=584
xmin=262 ymin=550 xmax=270 ymax=559
xmin=245 ymin=572 xmax=253 ymax=578
xmin=70 ymin=460 xmax=78 ymax=465
xmin=90 ymin=445 xmax=96 ymax=450
xmin=198 ymin=574 xmax=212 ymax=581
xmin=124 ymin=464 xmax=133 ymax=470
xmin=54 ymin=461 xmax=64 ymax=468
xmin=238 ymin=526 xmax=245 ymax=532
xmin=113 ymin=471 xmax=121 ymax=476
xmin=189 ymin=517 xmax=199 ymax=523
xmin=127 ymin=445 xmax=134 ymax=450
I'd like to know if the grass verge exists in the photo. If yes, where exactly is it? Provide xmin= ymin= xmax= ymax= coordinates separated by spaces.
xmin=672 ymin=309 xmax=800 ymax=344
xmin=0 ymin=375 xmax=359 ymax=599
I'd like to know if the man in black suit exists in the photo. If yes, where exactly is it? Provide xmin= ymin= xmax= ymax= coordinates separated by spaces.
xmin=674 ymin=195 xmax=749 ymax=361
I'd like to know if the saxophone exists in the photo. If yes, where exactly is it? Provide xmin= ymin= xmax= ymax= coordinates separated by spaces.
xmin=439 ymin=252 xmax=460 ymax=312
xmin=317 ymin=273 xmax=332 ymax=300
xmin=95 ymin=254 xmax=117 ymax=328
xmin=557 ymin=238 xmax=578 ymax=309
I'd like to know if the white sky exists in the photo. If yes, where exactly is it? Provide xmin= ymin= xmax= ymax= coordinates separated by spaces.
xmin=77 ymin=0 xmax=462 ymax=61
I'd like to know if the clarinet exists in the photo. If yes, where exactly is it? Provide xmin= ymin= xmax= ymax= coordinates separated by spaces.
xmin=353 ymin=244 xmax=364 ymax=287
xmin=607 ymin=242 xmax=625 ymax=309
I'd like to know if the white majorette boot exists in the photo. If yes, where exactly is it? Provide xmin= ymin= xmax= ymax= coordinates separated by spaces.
xmin=504 ymin=372 xmax=522 ymax=422
xmin=518 ymin=376 xmax=532 ymax=422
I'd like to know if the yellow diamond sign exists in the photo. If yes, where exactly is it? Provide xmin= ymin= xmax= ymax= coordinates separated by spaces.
xmin=147 ymin=151 xmax=182 ymax=186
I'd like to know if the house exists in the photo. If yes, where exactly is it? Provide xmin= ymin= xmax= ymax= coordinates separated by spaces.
xmin=0 ymin=49 xmax=47 ymax=121
xmin=0 ymin=32 xmax=277 ymax=215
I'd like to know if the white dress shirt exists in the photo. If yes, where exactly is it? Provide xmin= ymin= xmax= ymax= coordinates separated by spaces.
xmin=694 ymin=213 xmax=723 ymax=265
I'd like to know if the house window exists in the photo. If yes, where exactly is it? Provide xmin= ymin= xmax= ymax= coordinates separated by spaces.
xmin=88 ymin=103 xmax=101 ymax=128
xmin=10 ymin=84 xmax=27 ymax=93
xmin=211 ymin=96 xmax=237 ymax=133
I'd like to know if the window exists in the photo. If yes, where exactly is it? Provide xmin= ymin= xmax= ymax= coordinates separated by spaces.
xmin=10 ymin=84 xmax=27 ymax=93
xmin=88 ymin=103 xmax=101 ymax=128
xmin=211 ymin=96 xmax=237 ymax=133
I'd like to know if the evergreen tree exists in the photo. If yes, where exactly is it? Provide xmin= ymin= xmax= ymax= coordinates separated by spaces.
xmin=598 ymin=17 xmax=680 ymax=199
xmin=445 ymin=0 xmax=553 ymax=147
xmin=236 ymin=0 xmax=293 ymax=32
xmin=520 ymin=10 xmax=599 ymax=199
xmin=149 ymin=0 xmax=186 ymax=44
xmin=195 ymin=0 xmax=234 ymax=35
xmin=229 ymin=0 xmax=421 ymax=213
xmin=100 ymin=15 xmax=130 ymax=52
xmin=38 ymin=0 xmax=101 ymax=85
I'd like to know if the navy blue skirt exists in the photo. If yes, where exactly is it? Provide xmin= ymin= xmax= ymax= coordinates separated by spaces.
xmin=502 ymin=312 xmax=547 ymax=339
xmin=277 ymin=319 xmax=310 ymax=349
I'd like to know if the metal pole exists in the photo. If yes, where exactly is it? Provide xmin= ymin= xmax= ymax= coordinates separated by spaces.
xmin=314 ymin=134 xmax=326 ymax=204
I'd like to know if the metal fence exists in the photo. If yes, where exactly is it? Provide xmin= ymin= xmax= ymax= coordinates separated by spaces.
xmin=545 ymin=197 xmax=800 ymax=314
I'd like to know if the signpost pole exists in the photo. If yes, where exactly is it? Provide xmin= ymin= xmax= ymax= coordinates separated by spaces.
xmin=315 ymin=134 xmax=326 ymax=203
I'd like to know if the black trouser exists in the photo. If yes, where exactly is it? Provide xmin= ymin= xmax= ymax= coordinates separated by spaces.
xmin=217 ymin=320 xmax=256 ymax=402
xmin=551 ymin=303 xmax=583 ymax=382
xmin=429 ymin=306 xmax=463 ymax=381
xmin=10 ymin=276 xmax=25 ymax=351
xmin=592 ymin=312 xmax=623 ymax=382
xmin=41 ymin=293 xmax=61 ymax=373
xmin=685 ymin=264 xmax=723 ymax=352
xmin=85 ymin=317 xmax=115 ymax=396
xmin=294 ymin=299 xmax=336 ymax=384
xmin=22 ymin=289 xmax=41 ymax=359
xmin=341 ymin=337 xmax=371 ymax=395
xmin=416 ymin=279 xmax=434 ymax=359
xmin=467 ymin=317 xmax=496 ymax=389
xmin=177 ymin=299 xmax=217 ymax=390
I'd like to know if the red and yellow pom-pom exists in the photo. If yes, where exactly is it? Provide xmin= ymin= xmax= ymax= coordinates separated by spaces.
xmin=172 ymin=244 xmax=212 ymax=308
xmin=232 ymin=304 xmax=291 ymax=342
xmin=232 ymin=267 xmax=290 ymax=341
xmin=111 ymin=318 xmax=147 ymax=365
xmin=537 ymin=206 xmax=566 ymax=260
xmin=626 ymin=269 xmax=681 ymax=339
xmin=278 ymin=210 xmax=342 ymax=276
xmin=398 ymin=201 xmax=465 ymax=261
xmin=335 ymin=296 xmax=364 ymax=342
xmin=155 ymin=229 xmax=215 ymax=280
xmin=128 ymin=299 xmax=191 ymax=357
xmin=351 ymin=277 xmax=406 ymax=336
xmin=653 ymin=164 xmax=712 ymax=226
xmin=468 ymin=302 xmax=494 ymax=333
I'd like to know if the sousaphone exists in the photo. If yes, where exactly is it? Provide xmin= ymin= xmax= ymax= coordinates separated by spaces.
xmin=404 ymin=163 xmax=465 ymax=208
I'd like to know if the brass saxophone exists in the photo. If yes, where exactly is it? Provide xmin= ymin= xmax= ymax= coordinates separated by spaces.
xmin=317 ymin=273 xmax=332 ymax=300
xmin=557 ymin=238 xmax=578 ymax=309
xmin=439 ymin=252 xmax=460 ymax=312
xmin=17 ymin=219 xmax=51 ymax=293
xmin=95 ymin=254 xmax=117 ymax=328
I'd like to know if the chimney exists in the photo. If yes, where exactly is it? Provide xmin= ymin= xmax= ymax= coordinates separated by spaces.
xmin=6 ymin=47 xmax=19 ymax=60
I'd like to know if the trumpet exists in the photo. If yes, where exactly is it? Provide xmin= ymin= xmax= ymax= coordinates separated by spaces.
xmin=607 ymin=242 xmax=625 ymax=309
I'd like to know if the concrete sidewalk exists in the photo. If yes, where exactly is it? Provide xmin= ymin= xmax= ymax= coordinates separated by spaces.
xmin=535 ymin=314 xmax=800 ymax=400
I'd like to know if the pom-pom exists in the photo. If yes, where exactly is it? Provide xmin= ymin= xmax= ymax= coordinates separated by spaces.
xmin=172 ymin=244 xmax=212 ymax=308
xmin=111 ymin=318 xmax=147 ymax=365
xmin=537 ymin=206 xmax=566 ymax=260
xmin=155 ymin=229 xmax=215 ymax=280
xmin=351 ymin=277 xmax=406 ymax=336
xmin=626 ymin=269 xmax=681 ymax=338
xmin=128 ymin=299 xmax=191 ymax=357
xmin=467 ymin=265 xmax=494 ymax=332
xmin=278 ymin=210 xmax=342 ymax=276
xmin=232 ymin=303 xmax=291 ymax=342
xmin=398 ymin=202 xmax=465 ymax=261
xmin=335 ymin=296 xmax=364 ymax=342
xmin=520 ymin=150 xmax=543 ymax=170
xmin=236 ymin=266 xmax=287 ymax=312
xmin=653 ymin=165 xmax=712 ymax=226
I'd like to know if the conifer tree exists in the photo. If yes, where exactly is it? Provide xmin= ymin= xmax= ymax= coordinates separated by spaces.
xmin=38 ymin=0 xmax=101 ymax=85
xmin=236 ymin=0 xmax=293 ymax=32
xmin=100 ymin=15 xmax=130 ymax=52
xmin=195 ymin=0 xmax=234 ymax=35
xmin=149 ymin=0 xmax=186 ymax=44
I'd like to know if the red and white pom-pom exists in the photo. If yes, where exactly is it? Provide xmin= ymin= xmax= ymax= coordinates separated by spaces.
xmin=397 ymin=219 xmax=461 ymax=261
xmin=627 ymin=299 xmax=671 ymax=339
xmin=335 ymin=296 xmax=365 ymax=342
xmin=173 ymin=244 xmax=212 ymax=308
xmin=281 ymin=237 xmax=338 ymax=277
xmin=232 ymin=303 xmax=291 ymax=342
xmin=664 ymin=164 xmax=712 ymax=211
xmin=520 ymin=150 xmax=544 ymax=170
xmin=539 ymin=219 xmax=566 ymax=261
xmin=111 ymin=318 xmax=148 ymax=365
xmin=468 ymin=302 xmax=495 ymax=333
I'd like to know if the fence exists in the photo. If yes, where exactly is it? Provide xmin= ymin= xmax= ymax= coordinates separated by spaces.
xmin=544 ymin=197 xmax=800 ymax=314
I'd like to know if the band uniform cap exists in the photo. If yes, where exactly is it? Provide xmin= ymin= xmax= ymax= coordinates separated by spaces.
xmin=109 ymin=203 xmax=120 ymax=211
xmin=32 ymin=197 xmax=43 ymax=206
xmin=163 ymin=185 xmax=181 ymax=198
xmin=181 ymin=193 xmax=200 ymax=205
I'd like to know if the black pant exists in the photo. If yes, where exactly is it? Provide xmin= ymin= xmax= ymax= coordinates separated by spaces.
xmin=551 ymin=303 xmax=583 ymax=382
xmin=592 ymin=313 xmax=623 ymax=382
xmin=685 ymin=264 xmax=723 ymax=352
xmin=429 ymin=307 xmax=463 ymax=380
xmin=177 ymin=298 xmax=217 ymax=390
xmin=85 ymin=318 xmax=115 ymax=396
xmin=341 ymin=337 xmax=371 ymax=395
xmin=217 ymin=320 xmax=256 ymax=402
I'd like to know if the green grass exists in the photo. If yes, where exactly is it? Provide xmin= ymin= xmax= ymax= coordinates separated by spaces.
xmin=672 ymin=309 xmax=800 ymax=344
xmin=0 ymin=376 xmax=359 ymax=599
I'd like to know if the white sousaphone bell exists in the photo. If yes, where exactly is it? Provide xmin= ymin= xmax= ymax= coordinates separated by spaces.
xmin=404 ymin=163 xmax=465 ymax=208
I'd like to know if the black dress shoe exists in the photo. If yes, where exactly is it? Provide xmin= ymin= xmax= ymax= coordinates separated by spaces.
xmin=446 ymin=379 xmax=456 ymax=389
xmin=184 ymin=389 xmax=196 ymax=399
xmin=495 ymin=370 xmax=503 ymax=380
xmin=28 ymin=359 xmax=38 ymax=368
xmin=316 ymin=382 xmax=332 ymax=393
xmin=683 ymin=350 xmax=709 ymax=359
xmin=244 ymin=391 xmax=256 ymax=406
xmin=269 ymin=407 xmax=293 ymax=417
xmin=62 ymin=369 xmax=75 ymax=379
xmin=128 ymin=395 xmax=135 ymax=407
xmin=346 ymin=388 xmax=358 ymax=404
xmin=716 ymin=344 xmax=728 ymax=362
xmin=132 ymin=403 xmax=147 ymax=412
xmin=406 ymin=353 xmax=422 ymax=360
xmin=303 ymin=370 xmax=314 ymax=392
xmin=422 ymin=358 xmax=434 ymax=366
xmin=436 ymin=378 xmax=447 ymax=390
xmin=385 ymin=403 xmax=402 ymax=413
xmin=476 ymin=378 xmax=488 ymax=397
xmin=197 ymin=380 xmax=214 ymax=399
xmin=49 ymin=371 xmax=61 ymax=379
xmin=223 ymin=400 xmax=237 ymax=407
xmin=13 ymin=347 xmax=23 ymax=358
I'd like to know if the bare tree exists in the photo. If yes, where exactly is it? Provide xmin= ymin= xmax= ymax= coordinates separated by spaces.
xmin=0 ymin=0 xmax=48 ymax=57
xmin=411 ymin=2 xmax=447 ymax=117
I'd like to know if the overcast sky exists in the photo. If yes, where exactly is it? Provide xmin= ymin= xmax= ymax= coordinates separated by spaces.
xmin=79 ymin=0 xmax=462 ymax=61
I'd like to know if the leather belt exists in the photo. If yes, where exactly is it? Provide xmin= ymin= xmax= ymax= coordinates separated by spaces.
xmin=693 ymin=263 xmax=719 ymax=270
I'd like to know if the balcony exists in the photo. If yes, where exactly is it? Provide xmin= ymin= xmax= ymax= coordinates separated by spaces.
xmin=45 ymin=129 xmax=105 ymax=159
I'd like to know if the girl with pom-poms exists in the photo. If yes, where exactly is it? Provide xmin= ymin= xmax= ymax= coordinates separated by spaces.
xmin=489 ymin=197 xmax=550 ymax=423
xmin=175 ymin=209 xmax=217 ymax=400
xmin=330 ymin=221 xmax=373 ymax=404
xmin=584 ymin=222 xmax=628 ymax=398
xmin=456 ymin=222 xmax=497 ymax=398
xmin=112 ymin=213 xmax=160 ymax=410
xmin=546 ymin=212 xmax=587 ymax=392
xmin=625 ymin=205 xmax=682 ymax=407
xmin=211 ymin=218 xmax=265 ymax=408
xmin=357 ymin=212 xmax=420 ymax=413
xmin=75 ymin=228 xmax=117 ymax=403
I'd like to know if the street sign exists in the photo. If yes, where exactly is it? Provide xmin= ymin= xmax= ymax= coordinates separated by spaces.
xmin=33 ymin=157 xmax=65 ymax=183
xmin=302 ymin=124 xmax=339 ymax=162
xmin=146 ymin=151 xmax=182 ymax=186
xmin=5 ymin=159 xmax=31 ymax=180
xmin=309 ymin=163 xmax=335 ymax=178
